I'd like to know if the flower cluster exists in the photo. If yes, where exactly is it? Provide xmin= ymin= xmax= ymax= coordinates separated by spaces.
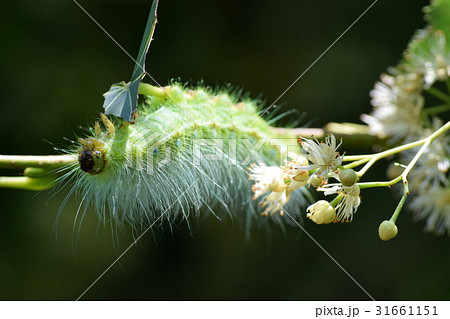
xmin=405 ymin=28 xmax=450 ymax=89
xmin=361 ymin=25 xmax=450 ymax=235
xmin=360 ymin=70 xmax=423 ymax=142
xmin=250 ymin=134 xmax=363 ymax=225
xmin=247 ymin=4 xmax=450 ymax=240
xmin=299 ymin=135 xmax=361 ymax=224
xmin=247 ymin=10 xmax=450 ymax=238
xmin=249 ymin=152 xmax=309 ymax=216
xmin=362 ymin=28 xmax=450 ymax=143
xmin=407 ymin=120 xmax=450 ymax=235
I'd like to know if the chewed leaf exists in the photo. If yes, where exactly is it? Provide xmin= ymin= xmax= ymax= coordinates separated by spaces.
xmin=102 ymin=0 xmax=159 ymax=123
xmin=102 ymin=79 xmax=140 ymax=122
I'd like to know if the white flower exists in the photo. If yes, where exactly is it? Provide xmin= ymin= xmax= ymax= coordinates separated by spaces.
xmin=363 ymin=28 xmax=450 ymax=144
xmin=409 ymin=142 xmax=450 ymax=192
xmin=405 ymin=28 xmax=450 ymax=88
xmin=406 ymin=120 xmax=450 ymax=235
xmin=407 ymin=119 xmax=450 ymax=193
xmin=318 ymin=183 xmax=361 ymax=222
xmin=361 ymin=71 xmax=424 ymax=142
xmin=249 ymin=164 xmax=285 ymax=200
xmin=249 ymin=153 xmax=309 ymax=216
xmin=298 ymin=134 xmax=343 ymax=181
xmin=410 ymin=187 xmax=450 ymax=235
xmin=248 ymin=163 xmax=291 ymax=216
xmin=259 ymin=190 xmax=290 ymax=216
xmin=281 ymin=152 xmax=309 ymax=192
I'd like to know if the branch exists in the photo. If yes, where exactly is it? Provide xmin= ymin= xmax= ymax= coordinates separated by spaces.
xmin=271 ymin=122 xmax=381 ymax=148
xmin=0 ymin=154 xmax=76 ymax=170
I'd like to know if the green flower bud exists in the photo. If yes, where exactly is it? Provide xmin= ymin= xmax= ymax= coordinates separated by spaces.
xmin=339 ymin=168 xmax=358 ymax=187
xmin=310 ymin=176 xmax=324 ymax=188
xmin=306 ymin=200 xmax=336 ymax=224
xmin=378 ymin=220 xmax=398 ymax=241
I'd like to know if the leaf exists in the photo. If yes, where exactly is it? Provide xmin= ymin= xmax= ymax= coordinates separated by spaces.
xmin=102 ymin=80 xmax=137 ymax=122
xmin=425 ymin=0 xmax=450 ymax=48
xmin=102 ymin=0 xmax=159 ymax=122
xmin=131 ymin=0 xmax=159 ymax=83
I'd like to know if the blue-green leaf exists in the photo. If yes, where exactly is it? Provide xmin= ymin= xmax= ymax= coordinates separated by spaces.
xmin=131 ymin=0 xmax=159 ymax=83
xmin=102 ymin=0 xmax=159 ymax=122
xmin=103 ymin=80 xmax=138 ymax=122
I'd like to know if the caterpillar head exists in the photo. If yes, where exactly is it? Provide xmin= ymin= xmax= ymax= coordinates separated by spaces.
xmin=78 ymin=138 xmax=106 ymax=174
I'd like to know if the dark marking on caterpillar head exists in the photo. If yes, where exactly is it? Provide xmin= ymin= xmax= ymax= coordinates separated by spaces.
xmin=78 ymin=149 xmax=106 ymax=174
xmin=78 ymin=138 xmax=106 ymax=174
xmin=79 ymin=151 xmax=95 ymax=172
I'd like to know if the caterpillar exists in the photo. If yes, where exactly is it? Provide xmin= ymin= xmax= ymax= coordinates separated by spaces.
xmin=60 ymin=83 xmax=307 ymax=236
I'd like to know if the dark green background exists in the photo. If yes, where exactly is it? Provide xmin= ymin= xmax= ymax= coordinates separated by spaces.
xmin=1 ymin=0 xmax=448 ymax=300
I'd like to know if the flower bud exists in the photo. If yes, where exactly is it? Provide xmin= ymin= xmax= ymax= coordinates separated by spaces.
xmin=339 ymin=168 xmax=358 ymax=187
xmin=310 ymin=176 xmax=324 ymax=188
xmin=378 ymin=220 xmax=398 ymax=241
xmin=306 ymin=200 xmax=336 ymax=224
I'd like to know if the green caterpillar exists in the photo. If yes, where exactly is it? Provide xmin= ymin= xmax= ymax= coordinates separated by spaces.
xmin=61 ymin=82 xmax=306 ymax=236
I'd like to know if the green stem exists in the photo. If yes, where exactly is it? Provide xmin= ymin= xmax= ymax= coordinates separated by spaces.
xmin=271 ymin=127 xmax=326 ymax=139
xmin=272 ymin=122 xmax=381 ymax=149
xmin=390 ymin=190 xmax=407 ymax=223
xmin=354 ymin=124 xmax=438 ymax=224
xmin=357 ymin=176 xmax=402 ymax=189
xmin=138 ymin=82 xmax=170 ymax=97
xmin=422 ymin=103 xmax=450 ymax=115
xmin=342 ymin=154 xmax=372 ymax=161
xmin=350 ymin=120 xmax=449 ymax=230
xmin=427 ymin=86 xmax=450 ymax=103
xmin=0 ymin=154 xmax=76 ymax=170
xmin=352 ymin=120 xmax=450 ymax=176
xmin=0 ymin=155 xmax=76 ymax=191
xmin=343 ymin=139 xmax=420 ymax=172
xmin=400 ymin=138 xmax=431 ymax=182
xmin=329 ymin=194 xmax=343 ymax=207
xmin=445 ymin=77 xmax=450 ymax=95
xmin=0 ymin=176 xmax=57 ymax=191
xmin=387 ymin=133 xmax=426 ymax=223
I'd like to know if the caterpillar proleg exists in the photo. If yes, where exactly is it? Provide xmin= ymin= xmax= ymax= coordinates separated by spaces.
xmin=61 ymin=83 xmax=307 ymax=235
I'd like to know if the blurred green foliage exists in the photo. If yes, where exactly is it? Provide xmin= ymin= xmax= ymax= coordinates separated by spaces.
xmin=426 ymin=0 xmax=450 ymax=45
xmin=1 ymin=0 xmax=449 ymax=300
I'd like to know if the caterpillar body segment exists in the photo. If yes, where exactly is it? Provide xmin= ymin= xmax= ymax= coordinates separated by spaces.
xmin=64 ymin=83 xmax=306 ymax=234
